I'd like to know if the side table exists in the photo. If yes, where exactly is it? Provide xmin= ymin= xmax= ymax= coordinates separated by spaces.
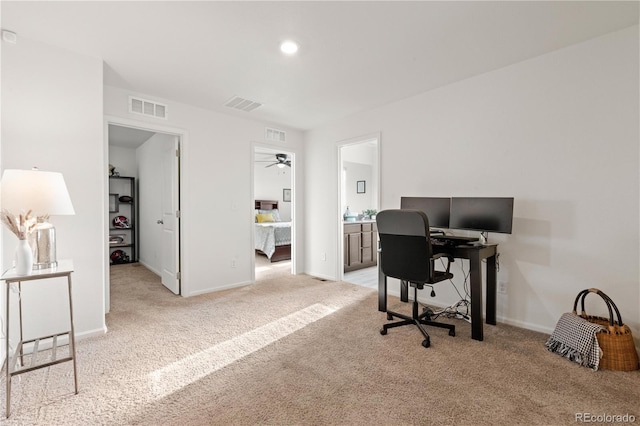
xmin=1 ymin=259 xmax=78 ymax=417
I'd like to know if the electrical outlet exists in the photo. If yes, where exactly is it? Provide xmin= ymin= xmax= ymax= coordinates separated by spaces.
xmin=231 ymin=259 xmax=237 ymax=268
xmin=498 ymin=281 xmax=507 ymax=294
xmin=321 ymin=253 xmax=326 ymax=261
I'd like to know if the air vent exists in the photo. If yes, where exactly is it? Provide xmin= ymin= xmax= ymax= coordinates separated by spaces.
xmin=265 ymin=127 xmax=286 ymax=143
xmin=129 ymin=96 xmax=168 ymax=119
xmin=224 ymin=96 xmax=262 ymax=112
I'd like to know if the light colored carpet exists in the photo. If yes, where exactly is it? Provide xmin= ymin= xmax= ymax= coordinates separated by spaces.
xmin=2 ymin=263 xmax=639 ymax=425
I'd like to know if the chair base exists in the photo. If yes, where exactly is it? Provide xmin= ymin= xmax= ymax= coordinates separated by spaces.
xmin=380 ymin=299 xmax=455 ymax=348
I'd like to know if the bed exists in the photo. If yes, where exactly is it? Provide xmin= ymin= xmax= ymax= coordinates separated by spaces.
xmin=254 ymin=200 xmax=292 ymax=262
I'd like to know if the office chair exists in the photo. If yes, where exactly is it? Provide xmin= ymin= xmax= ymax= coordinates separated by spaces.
xmin=376 ymin=209 xmax=456 ymax=348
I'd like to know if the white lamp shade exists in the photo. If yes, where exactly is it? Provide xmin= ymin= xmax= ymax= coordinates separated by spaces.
xmin=1 ymin=169 xmax=75 ymax=216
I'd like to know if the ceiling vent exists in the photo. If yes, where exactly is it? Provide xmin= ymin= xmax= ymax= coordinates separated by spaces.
xmin=265 ymin=127 xmax=286 ymax=143
xmin=224 ymin=96 xmax=262 ymax=112
xmin=129 ymin=96 xmax=168 ymax=119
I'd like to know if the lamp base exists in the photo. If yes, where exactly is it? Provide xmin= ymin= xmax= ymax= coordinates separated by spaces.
xmin=33 ymin=260 xmax=58 ymax=270
xmin=29 ymin=221 xmax=58 ymax=270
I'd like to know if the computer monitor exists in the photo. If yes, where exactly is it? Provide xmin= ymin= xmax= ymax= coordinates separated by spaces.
xmin=449 ymin=197 xmax=514 ymax=234
xmin=400 ymin=197 xmax=450 ymax=228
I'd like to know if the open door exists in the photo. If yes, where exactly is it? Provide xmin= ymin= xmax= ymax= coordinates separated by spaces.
xmin=160 ymin=136 xmax=180 ymax=294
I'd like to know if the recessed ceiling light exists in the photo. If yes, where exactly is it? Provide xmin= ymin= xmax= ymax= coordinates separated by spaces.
xmin=280 ymin=40 xmax=299 ymax=55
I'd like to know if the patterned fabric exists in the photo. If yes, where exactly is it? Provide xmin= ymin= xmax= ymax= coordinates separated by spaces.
xmin=255 ymin=222 xmax=291 ymax=259
xmin=545 ymin=312 xmax=604 ymax=370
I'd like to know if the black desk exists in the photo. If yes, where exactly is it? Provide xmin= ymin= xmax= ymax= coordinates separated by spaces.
xmin=378 ymin=243 xmax=498 ymax=341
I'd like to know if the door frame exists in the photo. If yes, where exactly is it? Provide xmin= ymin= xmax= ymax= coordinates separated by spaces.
xmin=104 ymin=115 xmax=186 ymax=312
xmin=336 ymin=132 xmax=381 ymax=282
xmin=250 ymin=142 xmax=298 ymax=281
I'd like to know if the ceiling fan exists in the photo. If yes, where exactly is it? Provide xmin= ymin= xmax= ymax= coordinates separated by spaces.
xmin=255 ymin=153 xmax=291 ymax=168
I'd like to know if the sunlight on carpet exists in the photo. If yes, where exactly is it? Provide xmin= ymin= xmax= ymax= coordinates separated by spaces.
xmin=148 ymin=303 xmax=337 ymax=399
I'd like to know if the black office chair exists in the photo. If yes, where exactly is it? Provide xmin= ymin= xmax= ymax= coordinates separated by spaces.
xmin=376 ymin=209 xmax=456 ymax=348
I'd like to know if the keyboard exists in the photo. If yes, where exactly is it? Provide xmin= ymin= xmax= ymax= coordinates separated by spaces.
xmin=431 ymin=235 xmax=479 ymax=246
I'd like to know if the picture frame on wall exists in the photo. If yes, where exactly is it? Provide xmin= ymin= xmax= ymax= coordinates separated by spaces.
xmin=357 ymin=181 xmax=366 ymax=194
xmin=283 ymin=188 xmax=291 ymax=202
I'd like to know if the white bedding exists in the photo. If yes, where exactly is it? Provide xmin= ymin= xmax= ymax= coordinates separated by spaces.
xmin=255 ymin=222 xmax=292 ymax=259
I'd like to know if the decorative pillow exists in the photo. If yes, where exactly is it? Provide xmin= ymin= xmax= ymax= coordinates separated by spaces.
xmin=268 ymin=209 xmax=281 ymax=222
xmin=255 ymin=209 xmax=281 ymax=222
xmin=256 ymin=213 xmax=275 ymax=223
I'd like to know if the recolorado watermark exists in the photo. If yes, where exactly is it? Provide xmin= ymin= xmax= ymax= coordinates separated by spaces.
xmin=575 ymin=413 xmax=636 ymax=423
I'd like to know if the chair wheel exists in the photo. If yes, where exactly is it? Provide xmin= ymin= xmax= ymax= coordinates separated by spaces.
xmin=386 ymin=313 xmax=393 ymax=321
xmin=380 ymin=328 xmax=387 ymax=335
xmin=449 ymin=329 xmax=456 ymax=337
xmin=422 ymin=337 xmax=431 ymax=348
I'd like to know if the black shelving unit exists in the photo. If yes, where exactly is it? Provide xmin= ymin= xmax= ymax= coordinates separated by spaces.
xmin=108 ymin=176 xmax=137 ymax=264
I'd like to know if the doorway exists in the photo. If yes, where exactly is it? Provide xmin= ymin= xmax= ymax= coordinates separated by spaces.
xmin=252 ymin=145 xmax=295 ymax=281
xmin=105 ymin=117 xmax=183 ymax=312
xmin=338 ymin=134 xmax=380 ymax=288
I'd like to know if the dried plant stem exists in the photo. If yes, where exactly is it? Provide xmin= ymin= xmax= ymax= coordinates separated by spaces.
xmin=1 ymin=209 xmax=37 ymax=240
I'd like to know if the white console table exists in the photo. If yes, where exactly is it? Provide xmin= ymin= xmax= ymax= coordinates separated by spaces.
xmin=1 ymin=259 xmax=78 ymax=417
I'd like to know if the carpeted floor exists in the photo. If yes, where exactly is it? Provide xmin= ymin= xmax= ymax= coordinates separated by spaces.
xmin=2 ymin=263 xmax=639 ymax=425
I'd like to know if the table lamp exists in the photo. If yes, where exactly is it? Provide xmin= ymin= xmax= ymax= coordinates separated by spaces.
xmin=1 ymin=168 xmax=75 ymax=270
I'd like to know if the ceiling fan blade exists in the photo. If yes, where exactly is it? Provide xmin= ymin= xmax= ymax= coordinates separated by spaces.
xmin=265 ymin=163 xmax=277 ymax=168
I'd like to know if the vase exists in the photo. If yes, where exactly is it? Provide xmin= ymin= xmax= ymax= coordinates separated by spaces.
xmin=15 ymin=239 xmax=33 ymax=275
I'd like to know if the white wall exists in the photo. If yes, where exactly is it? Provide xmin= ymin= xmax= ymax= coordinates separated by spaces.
xmin=136 ymin=133 xmax=175 ymax=274
xmin=109 ymin=145 xmax=137 ymax=178
xmin=254 ymin=161 xmax=292 ymax=221
xmin=341 ymin=142 xmax=378 ymax=216
xmin=104 ymin=86 xmax=304 ymax=296
xmin=343 ymin=161 xmax=373 ymax=216
xmin=305 ymin=26 xmax=640 ymax=336
xmin=1 ymin=37 xmax=106 ymax=353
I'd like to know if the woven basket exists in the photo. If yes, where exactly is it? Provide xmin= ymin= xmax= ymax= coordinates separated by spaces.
xmin=573 ymin=288 xmax=639 ymax=371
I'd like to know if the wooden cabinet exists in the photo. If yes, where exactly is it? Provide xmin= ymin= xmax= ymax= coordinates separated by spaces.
xmin=344 ymin=222 xmax=377 ymax=272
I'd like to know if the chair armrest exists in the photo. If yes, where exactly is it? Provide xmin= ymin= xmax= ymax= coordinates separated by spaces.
xmin=432 ymin=252 xmax=454 ymax=262
xmin=431 ymin=253 xmax=454 ymax=273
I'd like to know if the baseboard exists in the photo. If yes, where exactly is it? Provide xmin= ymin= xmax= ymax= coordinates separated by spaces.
xmin=496 ymin=316 xmax=554 ymax=335
xmin=2 ymin=325 xmax=107 ymax=361
xmin=185 ymin=280 xmax=253 ymax=297
xmin=306 ymin=272 xmax=336 ymax=282
xmin=138 ymin=260 xmax=161 ymax=277
xmin=407 ymin=293 xmax=557 ymax=336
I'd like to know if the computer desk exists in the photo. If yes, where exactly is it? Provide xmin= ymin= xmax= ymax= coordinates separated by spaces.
xmin=378 ymin=243 xmax=498 ymax=341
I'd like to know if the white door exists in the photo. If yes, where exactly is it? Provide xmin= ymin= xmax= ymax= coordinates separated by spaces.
xmin=160 ymin=137 xmax=180 ymax=294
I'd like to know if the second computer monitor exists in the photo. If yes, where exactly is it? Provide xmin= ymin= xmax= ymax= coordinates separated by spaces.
xmin=449 ymin=197 xmax=514 ymax=234
xmin=400 ymin=197 xmax=451 ymax=228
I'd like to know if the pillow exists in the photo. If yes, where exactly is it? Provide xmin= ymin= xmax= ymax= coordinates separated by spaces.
xmin=268 ymin=209 xmax=281 ymax=222
xmin=256 ymin=213 xmax=275 ymax=223
xmin=255 ymin=208 xmax=281 ymax=222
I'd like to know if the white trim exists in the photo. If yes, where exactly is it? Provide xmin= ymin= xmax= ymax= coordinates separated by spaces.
xmin=250 ymin=142 xmax=299 ymax=282
xmin=306 ymin=272 xmax=335 ymax=282
xmin=186 ymin=280 xmax=253 ymax=297
xmin=336 ymin=132 xmax=381 ymax=283
xmin=104 ymin=115 xmax=187 ymax=311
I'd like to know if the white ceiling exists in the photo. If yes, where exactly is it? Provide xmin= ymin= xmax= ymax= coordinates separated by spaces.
xmin=108 ymin=125 xmax=155 ymax=148
xmin=2 ymin=1 xmax=638 ymax=131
